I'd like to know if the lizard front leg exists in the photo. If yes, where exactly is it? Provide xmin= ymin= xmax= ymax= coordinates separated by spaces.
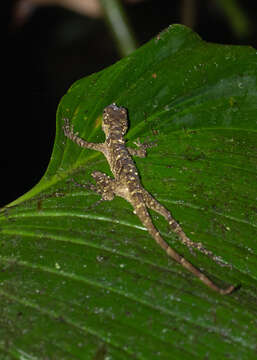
xmin=127 ymin=140 xmax=146 ymax=158
xmin=127 ymin=139 xmax=155 ymax=158
xmin=63 ymin=118 xmax=105 ymax=153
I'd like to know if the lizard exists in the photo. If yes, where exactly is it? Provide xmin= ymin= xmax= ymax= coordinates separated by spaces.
xmin=62 ymin=103 xmax=235 ymax=295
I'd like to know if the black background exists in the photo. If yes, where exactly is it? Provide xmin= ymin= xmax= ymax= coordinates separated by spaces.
xmin=2 ymin=0 xmax=257 ymax=207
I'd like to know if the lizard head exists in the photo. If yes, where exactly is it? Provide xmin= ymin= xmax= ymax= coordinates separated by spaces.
xmin=102 ymin=103 xmax=128 ymax=138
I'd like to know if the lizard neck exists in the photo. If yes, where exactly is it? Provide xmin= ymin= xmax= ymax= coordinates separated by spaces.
xmin=106 ymin=135 xmax=125 ymax=146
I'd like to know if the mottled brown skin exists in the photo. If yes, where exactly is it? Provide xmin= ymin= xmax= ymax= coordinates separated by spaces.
xmin=63 ymin=103 xmax=235 ymax=295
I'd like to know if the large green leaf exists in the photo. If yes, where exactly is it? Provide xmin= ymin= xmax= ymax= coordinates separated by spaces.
xmin=1 ymin=24 xmax=257 ymax=359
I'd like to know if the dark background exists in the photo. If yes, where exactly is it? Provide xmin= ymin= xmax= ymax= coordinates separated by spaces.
xmin=2 ymin=0 xmax=257 ymax=207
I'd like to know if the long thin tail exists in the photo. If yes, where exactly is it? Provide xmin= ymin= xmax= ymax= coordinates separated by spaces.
xmin=134 ymin=202 xmax=235 ymax=295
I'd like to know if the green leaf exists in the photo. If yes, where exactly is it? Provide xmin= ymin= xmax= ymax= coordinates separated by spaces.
xmin=1 ymin=24 xmax=257 ymax=359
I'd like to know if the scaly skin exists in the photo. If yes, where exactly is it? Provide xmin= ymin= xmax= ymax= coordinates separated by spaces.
xmin=63 ymin=103 xmax=235 ymax=295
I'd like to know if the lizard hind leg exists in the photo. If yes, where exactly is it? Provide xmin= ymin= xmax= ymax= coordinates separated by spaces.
xmin=133 ymin=200 xmax=235 ymax=295
xmin=142 ymin=190 xmax=228 ymax=267
xmin=91 ymin=171 xmax=116 ymax=201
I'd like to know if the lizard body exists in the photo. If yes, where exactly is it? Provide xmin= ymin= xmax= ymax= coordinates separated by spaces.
xmin=63 ymin=103 xmax=235 ymax=295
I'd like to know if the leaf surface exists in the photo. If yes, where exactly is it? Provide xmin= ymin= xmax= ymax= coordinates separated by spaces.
xmin=1 ymin=25 xmax=257 ymax=359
